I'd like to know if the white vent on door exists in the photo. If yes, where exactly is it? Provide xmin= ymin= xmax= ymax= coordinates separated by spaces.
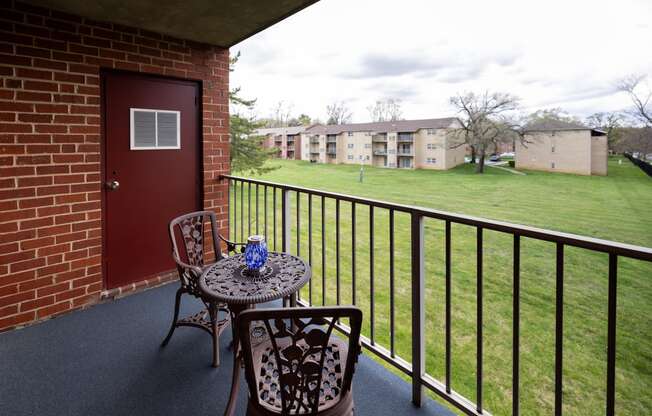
xmin=130 ymin=108 xmax=180 ymax=150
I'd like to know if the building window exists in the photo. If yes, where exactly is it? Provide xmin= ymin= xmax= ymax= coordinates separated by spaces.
xmin=366 ymin=155 xmax=370 ymax=160
xmin=347 ymin=143 xmax=354 ymax=149
xmin=551 ymin=145 xmax=555 ymax=153
xmin=348 ymin=132 xmax=353 ymax=136
xmin=427 ymin=128 xmax=437 ymax=135
xmin=426 ymin=158 xmax=437 ymax=164
xmin=130 ymin=108 xmax=180 ymax=150
xmin=347 ymin=154 xmax=353 ymax=160
xmin=551 ymin=162 xmax=555 ymax=169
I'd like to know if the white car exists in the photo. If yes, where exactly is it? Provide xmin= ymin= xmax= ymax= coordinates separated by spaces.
xmin=500 ymin=152 xmax=515 ymax=158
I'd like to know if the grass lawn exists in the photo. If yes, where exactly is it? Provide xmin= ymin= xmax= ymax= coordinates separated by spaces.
xmin=230 ymin=157 xmax=652 ymax=415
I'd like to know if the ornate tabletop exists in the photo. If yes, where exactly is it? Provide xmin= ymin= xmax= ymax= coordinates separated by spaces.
xmin=199 ymin=252 xmax=311 ymax=305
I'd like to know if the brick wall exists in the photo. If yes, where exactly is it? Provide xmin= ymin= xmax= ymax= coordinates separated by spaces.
xmin=0 ymin=0 xmax=230 ymax=331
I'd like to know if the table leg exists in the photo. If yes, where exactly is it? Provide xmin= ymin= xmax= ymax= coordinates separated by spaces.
xmin=290 ymin=293 xmax=297 ymax=307
xmin=224 ymin=303 xmax=248 ymax=416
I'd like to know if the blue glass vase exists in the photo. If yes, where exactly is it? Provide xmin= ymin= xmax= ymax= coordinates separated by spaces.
xmin=244 ymin=235 xmax=268 ymax=272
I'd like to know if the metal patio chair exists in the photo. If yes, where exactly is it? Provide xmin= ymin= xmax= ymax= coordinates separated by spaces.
xmin=162 ymin=210 xmax=245 ymax=367
xmin=237 ymin=306 xmax=363 ymax=416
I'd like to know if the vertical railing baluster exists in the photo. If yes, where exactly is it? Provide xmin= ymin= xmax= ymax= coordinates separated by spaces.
xmin=477 ymin=227 xmax=483 ymax=413
xmin=264 ymin=186 xmax=267 ymax=241
xmin=321 ymin=196 xmax=326 ymax=306
xmin=389 ymin=209 xmax=395 ymax=357
xmin=370 ymin=205 xmax=375 ymax=345
xmin=233 ymin=180 xmax=237 ymax=242
xmin=513 ymin=234 xmax=521 ymax=416
xmin=248 ymin=182 xmax=251 ymax=236
xmin=240 ymin=181 xmax=244 ymax=242
xmin=606 ymin=253 xmax=618 ymax=416
xmin=308 ymin=194 xmax=313 ymax=304
xmin=281 ymin=189 xmax=290 ymax=254
xmin=411 ymin=213 xmax=425 ymax=407
xmin=296 ymin=191 xmax=301 ymax=256
xmin=445 ymin=220 xmax=452 ymax=393
xmin=255 ymin=184 xmax=259 ymax=235
xmin=555 ymin=243 xmax=564 ymax=416
xmin=352 ymin=202 xmax=356 ymax=306
xmin=336 ymin=199 xmax=340 ymax=307
xmin=273 ymin=188 xmax=277 ymax=251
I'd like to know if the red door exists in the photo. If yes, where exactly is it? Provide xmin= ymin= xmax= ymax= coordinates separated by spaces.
xmin=102 ymin=72 xmax=201 ymax=289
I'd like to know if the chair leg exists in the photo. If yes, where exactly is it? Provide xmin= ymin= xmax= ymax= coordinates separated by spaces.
xmin=161 ymin=287 xmax=183 ymax=347
xmin=209 ymin=303 xmax=220 ymax=368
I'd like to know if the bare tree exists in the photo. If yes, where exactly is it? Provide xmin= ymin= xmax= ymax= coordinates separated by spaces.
xmin=617 ymin=74 xmax=651 ymax=126
xmin=268 ymin=101 xmax=293 ymax=127
xmin=585 ymin=112 xmax=623 ymax=150
xmin=326 ymin=101 xmax=352 ymax=125
xmin=367 ymin=98 xmax=403 ymax=122
xmin=448 ymin=91 xmax=521 ymax=173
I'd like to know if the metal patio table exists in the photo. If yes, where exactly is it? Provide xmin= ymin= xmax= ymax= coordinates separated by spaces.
xmin=198 ymin=251 xmax=311 ymax=416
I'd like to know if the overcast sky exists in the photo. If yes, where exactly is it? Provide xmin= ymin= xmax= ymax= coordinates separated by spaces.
xmin=231 ymin=0 xmax=652 ymax=123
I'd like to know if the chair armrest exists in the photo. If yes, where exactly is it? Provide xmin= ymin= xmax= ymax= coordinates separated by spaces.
xmin=171 ymin=251 xmax=203 ymax=281
xmin=218 ymin=234 xmax=246 ymax=253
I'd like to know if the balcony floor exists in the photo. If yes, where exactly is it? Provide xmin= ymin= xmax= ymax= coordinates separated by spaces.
xmin=0 ymin=283 xmax=453 ymax=416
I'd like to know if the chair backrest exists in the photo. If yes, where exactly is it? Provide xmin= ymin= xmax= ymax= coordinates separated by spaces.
xmin=238 ymin=306 xmax=363 ymax=415
xmin=168 ymin=210 xmax=224 ymax=292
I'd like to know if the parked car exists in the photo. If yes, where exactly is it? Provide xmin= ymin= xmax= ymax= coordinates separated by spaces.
xmin=500 ymin=152 xmax=515 ymax=158
xmin=489 ymin=154 xmax=501 ymax=162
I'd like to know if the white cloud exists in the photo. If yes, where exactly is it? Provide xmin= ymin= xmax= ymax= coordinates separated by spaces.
xmin=232 ymin=0 xmax=652 ymax=122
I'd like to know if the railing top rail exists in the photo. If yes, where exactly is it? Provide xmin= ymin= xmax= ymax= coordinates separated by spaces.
xmin=222 ymin=175 xmax=652 ymax=262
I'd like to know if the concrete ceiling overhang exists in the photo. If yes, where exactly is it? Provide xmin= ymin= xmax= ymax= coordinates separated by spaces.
xmin=26 ymin=0 xmax=319 ymax=47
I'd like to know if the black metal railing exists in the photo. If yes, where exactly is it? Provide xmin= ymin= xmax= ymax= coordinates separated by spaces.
xmin=222 ymin=175 xmax=652 ymax=416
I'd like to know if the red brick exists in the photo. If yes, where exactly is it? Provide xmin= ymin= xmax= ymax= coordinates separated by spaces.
xmin=18 ymin=277 xmax=53 ymax=292
xmin=37 ymin=223 xmax=70 ymax=237
xmin=0 ymin=311 xmax=36 ymax=330
xmin=37 ymin=243 xmax=70 ymax=256
xmin=19 ymin=196 xmax=53 ymax=208
xmin=36 ymin=300 xmax=70 ymax=319
xmin=16 ymin=68 xmax=53 ymax=80
xmin=0 ymin=290 xmax=35 ymax=308
xmin=20 ymin=236 xmax=55 ymax=250
xmin=37 ymin=282 xmax=70 ymax=297
xmin=20 ymin=295 xmax=55 ymax=312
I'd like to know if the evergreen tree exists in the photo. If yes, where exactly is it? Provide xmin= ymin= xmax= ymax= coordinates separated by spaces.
xmin=229 ymin=52 xmax=277 ymax=174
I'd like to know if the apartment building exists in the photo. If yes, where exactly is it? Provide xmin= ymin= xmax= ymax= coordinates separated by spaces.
xmin=257 ymin=126 xmax=307 ymax=160
xmin=294 ymin=118 xmax=466 ymax=169
xmin=515 ymin=121 xmax=608 ymax=175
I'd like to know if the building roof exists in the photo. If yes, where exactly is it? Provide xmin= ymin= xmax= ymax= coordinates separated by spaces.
xmin=524 ymin=119 xmax=606 ymax=135
xmin=305 ymin=118 xmax=458 ymax=135
xmin=255 ymin=126 xmax=308 ymax=136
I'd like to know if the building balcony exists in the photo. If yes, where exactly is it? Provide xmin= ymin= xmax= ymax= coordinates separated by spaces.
xmin=397 ymin=150 xmax=413 ymax=156
xmin=372 ymin=135 xmax=388 ymax=142
xmin=373 ymin=150 xmax=387 ymax=156
xmin=310 ymin=150 xmax=320 ymax=154
xmin=310 ymin=138 xmax=320 ymax=144
xmin=2 ymin=174 xmax=648 ymax=416
xmin=397 ymin=134 xmax=414 ymax=143
xmin=326 ymin=150 xmax=337 ymax=156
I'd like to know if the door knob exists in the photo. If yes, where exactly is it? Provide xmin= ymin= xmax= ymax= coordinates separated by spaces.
xmin=106 ymin=180 xmax=120 ymax=190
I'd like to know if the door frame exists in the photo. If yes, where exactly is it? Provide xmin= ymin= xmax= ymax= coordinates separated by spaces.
xmin=99 ymin=69 xmax=204 ymax=290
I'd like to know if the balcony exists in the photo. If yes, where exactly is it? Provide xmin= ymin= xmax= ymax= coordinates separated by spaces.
xmin=372 ymin=134 xmax=388 ymax=142
xmin=327 ymin=135 xmax=338 ymax=143
xmin=397 ymin=133 xmax=414 ymax=143
xmin=0 ymin=284 xmax=453 ymax=416
xmin=397 ymin=149 xmax=414 ymax=156
xmin=326 ymin=150 xmax=337 ymax=156
xmin=310 ymin=138 xmax=320 ymax=144
xmin=373 ymin=150 xmax=387 ymax=156
xmin=310 ymin=150 xmax=320 ymax=154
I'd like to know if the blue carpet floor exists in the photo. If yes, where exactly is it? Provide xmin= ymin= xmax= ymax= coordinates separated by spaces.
xmin=0 ymin=283 xmax=454 ymax=416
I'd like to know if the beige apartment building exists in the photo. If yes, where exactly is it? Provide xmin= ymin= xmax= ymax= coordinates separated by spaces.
xmin=257 ymin=126 xmax=306 ymax=160
xmin=291 ymin=118 xmax=466 ymax=170
xmin=515 ymin=121 xmax=608 ymax=175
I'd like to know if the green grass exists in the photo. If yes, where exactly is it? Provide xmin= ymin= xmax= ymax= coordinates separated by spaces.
xmin=230 ymin=157 xmax=652 ymax=415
